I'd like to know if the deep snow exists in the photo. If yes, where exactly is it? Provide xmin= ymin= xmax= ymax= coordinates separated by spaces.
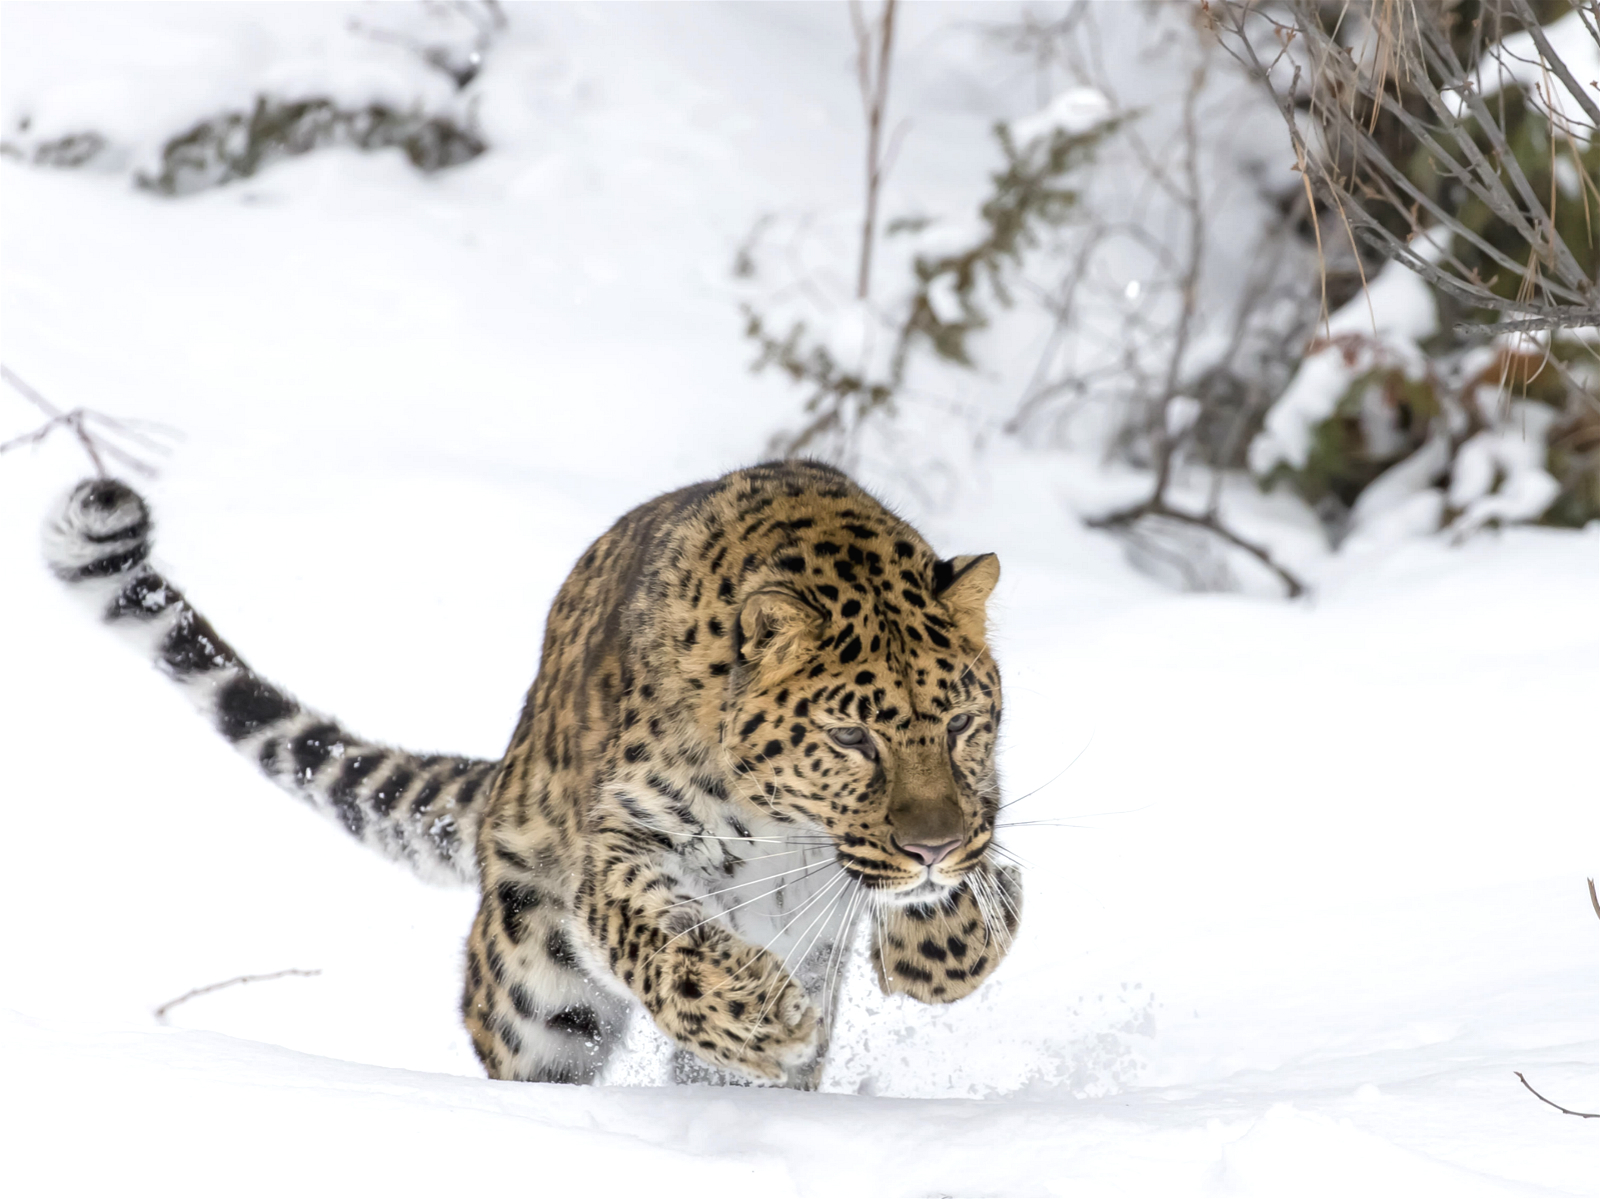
xmin=1 ymin=4 xmax=1595 ymax=1196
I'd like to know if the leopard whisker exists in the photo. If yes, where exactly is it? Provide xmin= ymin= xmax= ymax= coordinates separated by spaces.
xmin=717 ymin=844 xmax=839 ymax=869
xmin=971 ymin=866 xmax=1015 ymax=947
xmin=822 ymin=880 xmax=866 ymax=1024
xmin=974 ymin=865 xmax=1021 ymax=939
xmin=641 ymin=860 xmax=839 ymax=968
xmin=630 ymin=815 xmax=831 ymax=847
xmin=788 ymin=876 xmax=856 ymax=1019
xmin=987 ymin=841 xmax=1029 ymax=869
xmin=965 ymin=870 xmax=1001 ymax=947
xmin=997 ymin=732 xmax=1096 ymax=811
xmin=705 ymin=866 xmax=849 ymax=1011
xmin=642 ymin=824 xmax=833 ymax=850
xmin=735 ymin=869 xmax=853 ymax=1052
xmin=662 ymin=855 xmax=836 ymax=912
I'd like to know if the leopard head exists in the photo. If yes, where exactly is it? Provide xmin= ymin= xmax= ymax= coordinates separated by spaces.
xmin=722 ymin=529 xmax=1003 ymax=907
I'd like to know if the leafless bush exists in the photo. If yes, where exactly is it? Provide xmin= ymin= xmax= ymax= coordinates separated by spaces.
xmin=1213 ymin=0 xmax=1600 ymax=336
xmin=154 ymin=968 xmax=321 ymax=1025
xmin=996 ymin=4 xmax=1318 ymax=595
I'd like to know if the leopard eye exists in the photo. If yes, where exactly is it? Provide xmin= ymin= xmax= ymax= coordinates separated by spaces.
xmin=948 ymin=713 xmax=974 ymax=735
xmin=828 ymin=726 xmax=877 ymax=760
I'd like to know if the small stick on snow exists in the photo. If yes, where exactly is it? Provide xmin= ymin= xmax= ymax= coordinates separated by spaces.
xmin=154 ymin=969 xmax=322 ymax=1024
xmin=1514 ymin=1072 xmax=1599 ymax=1119
xmin=1 ymin=365 xmax=179 ymax=478
xmin=1588 ymin=877 xmax=1598 ymax=923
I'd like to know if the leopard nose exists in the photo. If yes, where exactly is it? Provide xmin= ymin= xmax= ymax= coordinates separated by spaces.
xmin=894 ymin=836 xmax=960 ymax=867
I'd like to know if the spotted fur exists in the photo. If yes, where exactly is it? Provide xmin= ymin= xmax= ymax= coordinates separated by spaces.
xmin=46 ymin=462 xmax=1021 ymax=1086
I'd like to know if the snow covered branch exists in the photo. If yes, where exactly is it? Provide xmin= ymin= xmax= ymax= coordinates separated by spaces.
xmin=745 ymin=80 xmax=1114 ymax=458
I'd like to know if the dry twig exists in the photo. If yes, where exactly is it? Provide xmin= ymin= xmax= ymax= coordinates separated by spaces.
xmin=1510 ymin=879 xmax=1600 ymax=1120
xmin=1211 ymin=0 xmax=1600 ymax=335
xmin=1008 ymin=7 xmax=1311 ymax=597
xmin=850 ymin=0 xmax=903 ymax=301
xmin=1087 ymin=500 xmax=1306 ymax=597
xmin=1515 ymin=1071 xmax=1600 ymax=1119
xmin=0 ymin=366 xmax=178 ymax=477
xmin=154 ymin=968 xmax=322 ymax=1024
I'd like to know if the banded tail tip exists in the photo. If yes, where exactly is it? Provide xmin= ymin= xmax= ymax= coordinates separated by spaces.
xmin=44 ymin=477 xmax=153 ymax=581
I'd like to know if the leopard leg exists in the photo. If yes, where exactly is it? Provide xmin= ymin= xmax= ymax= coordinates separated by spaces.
xmin=462 ymin=876 xmax=628 ymax=1084
xmin=665 ymin=855 xmax=867 ymax=1089
xmin=578 ymin=829 xmax=822 ymax=1085
xmin=872 ymin=862 xmax=1022 ymax=1004
xmin=667 ymin=922 xmax=848 ymax=1089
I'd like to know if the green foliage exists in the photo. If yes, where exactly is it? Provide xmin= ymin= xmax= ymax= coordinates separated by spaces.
xmin=1534 ymin=340 xmax=1600 ymax=527
xmin=1298 ymin=367 xmax=1437 ymax=508
xmin=741 ymin=307 xmax=896 ymax=451
xmin=1270 ymin=337 xmax=1599 ymax=531
xmin=896 ymin=120 xmax=1111 ymax=374
xmin=138 ymin=95 xmax=485 ymax=196
xmin=0 ymin=129 xmax=109 ymax=169
xmin=751 ymin=116 xmax=1112 ymax=452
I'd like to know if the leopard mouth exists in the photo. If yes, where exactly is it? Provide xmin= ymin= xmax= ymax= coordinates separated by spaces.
xmin=834 ymin=843 xmax=976 ymax=898
xmin=841 ymin=862 xmax=964 ymax=906
xmin=893 ymin=877 xmax=948 ymax=901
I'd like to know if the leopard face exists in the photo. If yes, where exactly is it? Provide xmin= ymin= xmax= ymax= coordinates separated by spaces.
xmin=720 ymin=523 xmax=1003 ymax=908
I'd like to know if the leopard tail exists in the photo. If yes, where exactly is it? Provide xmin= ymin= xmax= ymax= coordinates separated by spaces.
xmin=43 ymin=478 xmax=492 ymax=886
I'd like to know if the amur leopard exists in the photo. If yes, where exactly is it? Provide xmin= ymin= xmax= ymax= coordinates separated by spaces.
xmin=46 ymin=460 xmax=1020 ymax=1087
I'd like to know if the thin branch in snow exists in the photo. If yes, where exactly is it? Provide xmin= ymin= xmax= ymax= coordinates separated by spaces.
xmin=154 ymin=968 xmax=323 ymax=1024
xmin=0 ymin=365 xmax=179 ymax=478
xmin=999 ymin=11 xmax=1309 ymax=597
xmin=850 ymin=0 xmax=901 ymax=301
xmin=1087 ymin=499 xmax=1306 ymax=598
xmin=1514 ymin=1071 xmax=1600 ymax=1119
xmin=1507 ymin=880 xmax=1600 ymax=1119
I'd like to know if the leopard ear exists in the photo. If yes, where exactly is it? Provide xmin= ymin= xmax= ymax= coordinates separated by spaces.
xmin=735 ymin=588 xmax=825 ymax=674
xmin=931 ymin=553 xmax=999 ymax=620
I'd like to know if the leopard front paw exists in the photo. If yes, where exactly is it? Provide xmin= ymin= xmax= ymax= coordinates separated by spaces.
xmin=656 ymin=942 xmax=820 ymax=1084
xmin=873 ymin=864 xmax=1021 ymax=1003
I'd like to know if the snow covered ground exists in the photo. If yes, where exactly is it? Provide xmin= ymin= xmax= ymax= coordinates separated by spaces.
xmin=1 ymin=4 xmax=1595 ymax=1195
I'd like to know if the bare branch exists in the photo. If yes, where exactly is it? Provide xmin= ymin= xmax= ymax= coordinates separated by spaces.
xmin=1088 ymin=498 xmax=1306 ymax=597
xmin=1457 ymin=312 xmax=1600 ymax=335
xmin=154 ymin=968 xmax=322 ymax=1024
xmin=851 ymin=0 xmax=899 ymax=301
xmin=1 ymin=365 xmax=180 ymax=478
xmin=1515 ymin=1071 xmax=1600 ymax=1119
xmin=1213 ymin=0 xmax=1600 ymax=333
